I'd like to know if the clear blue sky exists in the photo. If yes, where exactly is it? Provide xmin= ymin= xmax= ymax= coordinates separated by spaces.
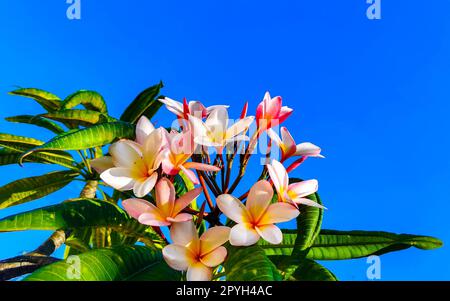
xmin=0 ymin=0 xmax=449 ymax=280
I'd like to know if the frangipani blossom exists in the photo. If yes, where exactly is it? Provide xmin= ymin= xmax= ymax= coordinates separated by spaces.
xmin=160 ymin=97 xmax=228 ymax=119
xmin=267 ymin=127 xmax=324 ymax=162
xmin=122 ymin=178 xmax=202 ymax=226
xmin=161 ymin=128 xmax=220 ymax=184
xmin=189 ymin=107 xmax=254 ymax=153
xmin=256 ymin=91 xmax=293 ymax=131
xmin=266 ymin=160 xmax=325 ymax=209
xmin=90 ymin=128 xmax=167 ymax=198
xmin=217 ymin=180 xmax=299 ymax=246
xmin=163 ymin=221 xmax=230 ymax=281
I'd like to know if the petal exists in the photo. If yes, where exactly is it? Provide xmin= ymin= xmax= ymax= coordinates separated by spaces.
xmin=255 ymin=224 xmax=283 ymax=245
xmin=280 ymin=127 xmax=296 ymax=156
xmin=246 ymin=180 xmax=274 ymax=222
xmin=288 ymin=180 xmax=318 ymax=198
xmin=100 ymin=168 xmax=135 ymax=191
xmin=170 ymin=220 xmax=199 ymax=247
xmin=179 ymin=165 xmax=200 ymax=185
xmin=162 ymin=244 xmax=194 ymax=271
xmin=167 ymin=213 xmax=193 ymax=223
xmin=225 ymin=116 xmax=254 ymax=140
xmin=189 ymin=115 xmax=208 ymax=138
xmin=155 ymin=178 xmax=176 ymax=216
xmin=294 ymin=142 xmax=324 ymax=157
xmin=90 ymin=156 xmax=114 ymax=174
xmin=136 ymin=116 xmax=155 ymax=145
xmin=205 ymin=107 xmax=228 ymax=131
xmin=172 ymin=187 xmax=203 ymax=216
xmin=266 ymin=160 xmax=288 ymax=193
xmin=160 ymin=97 xmax=183 ymax=117
xmin=265 ymin=95 xmax=282 ymax=119
xmin=109 ymin=140 xmax=142 ymax=167
xmin=200 ymin=246 xmax=227 ymax=268
xmin=229 ymin=223 xmax=260 ymax=246
xmin=187 ymin=262 xmax=212 ymax=281
xmin=188 ymin=101 xmax=207 ymax=118
xmin=122 ymin=198 xmax=153 ymax=219
xmin=183 ymin=161 xmax=221 ymax=172
xmin=138 ymin=212 xmax=171 ymax=226
xmin=143 ymin=128 xmax=165 ymax=163
xmin=199 ymin=226 xmax=231 ymax=255
xmin=194 ymin=136 xmax=222 ymax=147
xmin=267 ymin=129 xmax=282 ymax=149
xmin=259 ymin=202 xmax=299 ymax=225
xmin=277 ymin=106 xmax=293 ymax=124
xmin=216 ymin=194 xmax=250 ymax=224
xmin=293 ymin=197 xmax=327 ymax=209
xmin=133 ymin=173 xmax=158 ymax=198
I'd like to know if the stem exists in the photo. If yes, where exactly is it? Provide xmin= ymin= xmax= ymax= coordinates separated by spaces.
xmin=198 ymin=173 xmax=215 ymax=211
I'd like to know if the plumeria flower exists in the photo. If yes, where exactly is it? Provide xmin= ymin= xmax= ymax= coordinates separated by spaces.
xmin=161 ymin=128 xmax=220 ymax=184
xmin=217 ymin=180 xmax=299 ymax=246
xmin=266 ymin=159 xmax=325 ymax=209
xmin=160 ymin=97 xmax=228 ymax=119
xmin=90 ymin=128 xmax=167 ymax=198
xmin=256 ymin=91 xmax=293 ymax=131
xmin=189 ymin=106 xmax=254 ymax=153
xmin=162 ymin=221 xmax=230 ymax=281
xmin=267 ymin=127 xmax=324 ymax=162
xmin=122 ymin=178 xmax=202 ymax=226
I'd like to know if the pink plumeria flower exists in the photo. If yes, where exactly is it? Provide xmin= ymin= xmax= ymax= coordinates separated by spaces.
xmin=217 ymin=180 xmax=299 ymax=246
xmin=90 ymin=128 xmax=167 ymax=198
xmin=256 ymin=91 xmax=293 ymax=132
xmin=189 ymin=107 xmax=254 ymax=153
xmin=267 ymin=127 xmax=324 ymax=162
xmin=160 ymin=97 xmax=228 ymax=119
xmin=122 ymin=178 xmax=202 ymax=226
xmin=161 ymin=128 xmax=220 ymax=184
xmin=163 ymin=221 xmax=230 ymax=281
xmin=266 ymin=159 xmax=325 ymax=209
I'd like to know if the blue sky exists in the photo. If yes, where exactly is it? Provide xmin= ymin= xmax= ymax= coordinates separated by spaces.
xmin=0 ymin=0 xmax=449 ymax=280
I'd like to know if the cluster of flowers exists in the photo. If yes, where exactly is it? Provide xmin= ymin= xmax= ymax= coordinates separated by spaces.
xmin=91 ymin=92 xmax=324 ymax=281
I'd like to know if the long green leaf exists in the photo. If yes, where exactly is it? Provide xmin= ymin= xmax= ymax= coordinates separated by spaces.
xmin=0 ymin=199 xmax=163 ymax=247
xmin=0 ymin=134 xmax=76 ymax=168
xmin=61 ymin=90 xmax=107 ymax=113
xmin=290 ymin=259 xmax=337 ymax=281
xmin=5 ymin=115 xmax=64 ymax=134
xmin=307 ymin=229 xmax=443 ymax=260
xmin=291 ymin=178 xmax=323 ymax=252
xmin=24 ymin=246 xmax=179 ymax=281
xmin=42 ymin=110 xmax=116 ymax=127
xmin=224 ymin=245 xmax=282 ymax=281
xmin=0 ymin=171 xmax=78 ymax=209
xmin=260 ymin=229 xmax=442 ymax=259
xmin=9 ymin=88 xmax=60 ymax=111
xmin=19 ymin=122 xmax=135 ymax=163
xmin=120 ymin=82 xmax=164 ymax=124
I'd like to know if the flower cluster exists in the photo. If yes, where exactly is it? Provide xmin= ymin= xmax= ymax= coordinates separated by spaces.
xmin=91 ymin=92 xmax=324 ymax=281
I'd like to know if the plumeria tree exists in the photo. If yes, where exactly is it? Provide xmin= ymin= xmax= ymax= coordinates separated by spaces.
xmin=0 ymin=84 xmax=442 ymax=281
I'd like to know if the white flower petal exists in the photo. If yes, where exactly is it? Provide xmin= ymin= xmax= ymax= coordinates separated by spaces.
xmin=216 ymin=194 xmax=250 ymax=224
xmin=100 ymin=168 xmax=135 ymax=191
xmin=162 ymin=244 xmax=194 ymax=271
xmin=187 ymin=262 xmax=212 ymax=281
xmin=229 ymin=223 xmax=260 ymax=246
xmin=255 ymin=224 xmax=283 ymax=245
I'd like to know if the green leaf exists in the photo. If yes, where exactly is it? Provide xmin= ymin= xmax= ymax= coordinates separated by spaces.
xmin=306 ymin=229 xmax=443 ymax=260
xmin=0 ymin=170 xmax=78 ymax=209
xmin=0 ymin=134 xmax=76 ymax=168
xmin=269 ymin=256 xmax=337 ymax=281
xmin=120 ymin=82 xmax=164 ymax=124
xmin=19 ymin=122 xmax=135 ymax=162
xmin=291 ymin=178 xmax=323 ymax=253
xmin=61 ymin=90 xmax=107 ymax=113
xmin=9 ymin=88 xmax=60 ymax=111
xmin=0 ymin=198 xmax=163 ymax=247
xmin=24 ymin=245 xmax=180 ymax=281
xmin=260 ymin=229 xmax=442 ymax=259
xmin=42 ymin=110 xmax=116 ymax=127
xmin=5 ymin=115 xmax=64 ymax=134
xmin=224 ymin=245 xmax=282 ymax=281
xmin=290 ymin=259 xmax=337 ymax=281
